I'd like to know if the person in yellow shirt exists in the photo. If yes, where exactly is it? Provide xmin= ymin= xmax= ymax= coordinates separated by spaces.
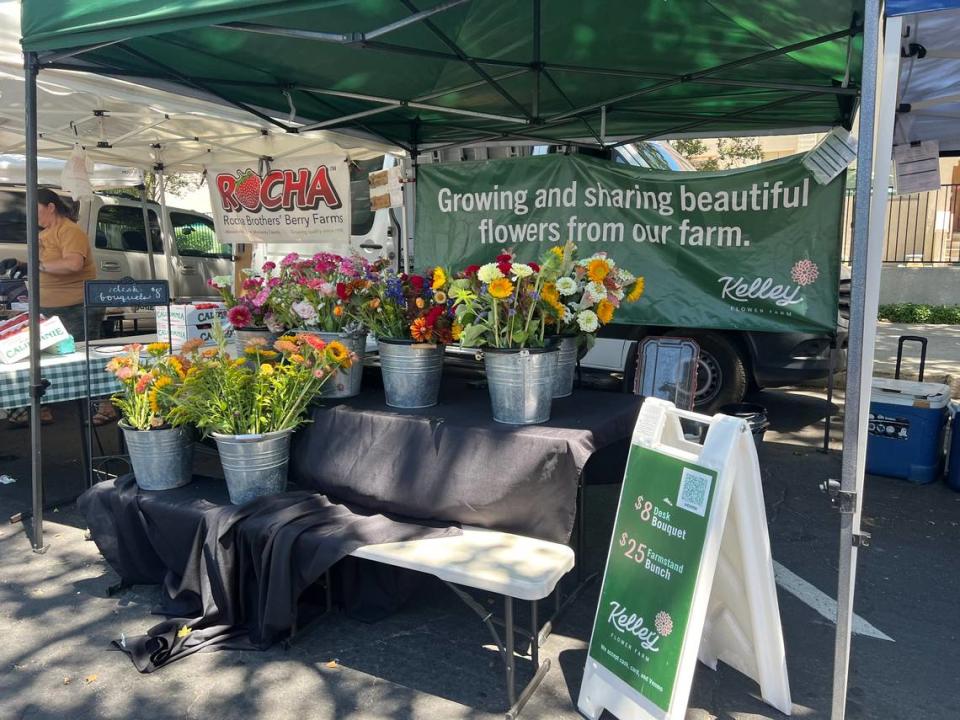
xmin=36 ymin=188 xmax=98 ymax=338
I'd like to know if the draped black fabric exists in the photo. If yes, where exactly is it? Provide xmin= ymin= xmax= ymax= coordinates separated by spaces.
xmin=80 ymin=476 xmax=459 ymax=672
xmin=292 ymin=380 xmax=642 ymax=543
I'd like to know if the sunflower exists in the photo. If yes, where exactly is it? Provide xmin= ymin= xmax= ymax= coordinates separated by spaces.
xmin=626 ymin=277 xmax=645 ymax=302
xmin=146 ymin=341 xmax=169 ymax=356
xmin=550 ymin=246 xmax=565 ymax=260
xmin=410 ymin=317 xmax=432 ymax=342
xmin=326 ymin=341 xmax=350 ymax=366
xmin=596 ymin=299 xmax=615 ymax=324
xmin=487 ymin=277 xmax=514 ymax=299
xmin=451 ymin=323 xmax=463 ymax=341
xmin=168 ymin=356 xmax=186 ymax=380
xmin=148 ymin=376 xmax=173 ymax=414
xmin=432 ymin=267 xmax=447 ymax=290
xmin=587 ymin=258 xmax=611 ymax=284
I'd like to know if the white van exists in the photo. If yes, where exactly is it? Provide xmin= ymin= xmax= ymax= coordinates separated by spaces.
xmin=0 ymin=186 xmax=233 ymax=300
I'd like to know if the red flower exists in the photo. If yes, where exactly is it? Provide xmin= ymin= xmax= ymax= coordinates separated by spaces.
xmin=424 ymin=305 xmax=444 ymax=327
xmin=409 ymin=275 xmax=425 ymax=290
xmin=336 ymin=282 xmax=351 ymax=301
xmin=528 ymin=262 xmax=540 ymax=272
xmin=496 ymin=253 xmax=512 ymax=263
xmin=226 ymin=305 xmax=252 ymax=328
xmin=464 ymin=264 xmax=480 ymax=278
xmin=497 ymin=261 xmax=512 ymax=276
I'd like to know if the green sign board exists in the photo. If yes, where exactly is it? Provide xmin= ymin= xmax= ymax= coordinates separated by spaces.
xmin=588 ymin=444 xmax=719 ymax=711
xmin=415 ymin=153 xmax=844 ymax=334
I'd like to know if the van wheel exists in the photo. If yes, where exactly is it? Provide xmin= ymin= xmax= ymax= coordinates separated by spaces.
xmin=677 ymin=331 xmax=748 ymax=413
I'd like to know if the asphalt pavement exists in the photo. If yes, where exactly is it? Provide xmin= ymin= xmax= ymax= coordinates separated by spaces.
xmin=0 ymin=383 xmax=958 ymax=720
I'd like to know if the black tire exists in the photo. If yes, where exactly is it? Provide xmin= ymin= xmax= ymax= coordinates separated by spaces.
xmin=677 ymin=330 xmax=748 ymax=413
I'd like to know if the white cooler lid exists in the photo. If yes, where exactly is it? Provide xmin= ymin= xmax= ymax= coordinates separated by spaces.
xmin=871 ymin=377 xmax=951 ymax=409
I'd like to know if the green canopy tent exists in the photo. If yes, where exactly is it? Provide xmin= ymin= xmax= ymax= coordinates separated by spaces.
xmin=17 ymin=3 xmax=883 ymax=719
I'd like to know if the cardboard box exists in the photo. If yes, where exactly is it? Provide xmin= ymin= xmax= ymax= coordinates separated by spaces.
xmin=0 ymin=316 xmax=70 ymax=364
xmin=155 ymin=303 xmax=231 ymax=349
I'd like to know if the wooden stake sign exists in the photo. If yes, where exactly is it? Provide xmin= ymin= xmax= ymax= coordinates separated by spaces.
xmin=578 ymin=398 xmax=791 ymax=720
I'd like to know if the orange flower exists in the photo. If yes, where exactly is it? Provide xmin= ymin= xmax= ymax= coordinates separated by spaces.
xmin=596 ymin=299 xmax=615 ymax=324
xmin=274 ymin=339 xmax=298 ymax=354
xmin=135 ymin=372 xmax=153 ymax=394
xmin=300 ymin=334 xmax=327 ymax=352
xmin=369 ymin=297 xmax=381 ymax=310
xmin=201 ymin=348 xmax=218 ymax=359
xmin=487 ymin=277 xmax=514 ymax=299
xmin=333 ymin=305 xmax=344 ymax=317
xmin=410 ymin=317 xmax=432 ymax=342
xmin=587 ymin=258 xmax=611 ymax=284
xmin=180 ymin=338 xmax=205 ymax=354
xmin=415 ymin=297 xmax=425 ymax=309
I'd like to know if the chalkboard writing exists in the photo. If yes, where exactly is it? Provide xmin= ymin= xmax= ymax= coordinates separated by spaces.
xmin=84 ymin=280 xmax=170 ymax=308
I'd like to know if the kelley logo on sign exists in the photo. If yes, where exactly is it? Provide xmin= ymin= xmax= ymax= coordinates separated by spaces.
xmin=717 ymin=258 xmax=820 ymax=313
xmin=215 ymin=166 xmax=343 ymax=213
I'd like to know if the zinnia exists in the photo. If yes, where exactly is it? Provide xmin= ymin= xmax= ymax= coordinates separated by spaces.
xmin=510 ymin=263 xmax=533 ymax=278
xmin=476 ymin=263 xmax=503 ymax=284
xmin=410 ymin=317 xmax=432 ymax=342
xmin=227 ymin=305 xmax=252 ymax=328
xmin=576 ymin=310 xmax=599 ymax=333
xmin=488 ymin=277 xmax=514 ymax=299
xmin=556 ymin=277 xmax=578 ymax=297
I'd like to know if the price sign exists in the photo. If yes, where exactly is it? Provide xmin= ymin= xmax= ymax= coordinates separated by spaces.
xmin=587 ymin=445 xmax=718 ymax=713
xmin=84 ymin=280 xmax=170 ymax=308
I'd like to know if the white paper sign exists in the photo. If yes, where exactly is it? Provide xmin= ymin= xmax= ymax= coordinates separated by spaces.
xmin=894 ymin=140 xmax=941 ymax=195
xmin=802 ymin=127 xmax=857 ymax=186
xmin=207 ymin=155 xmax=352 ymax=244
xmin=369 ymin=165 xmax=404 ymax=210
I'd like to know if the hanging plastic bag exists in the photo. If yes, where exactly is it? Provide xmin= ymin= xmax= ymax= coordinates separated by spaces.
xmin=60 ymin=144 xmax=94 ymax=199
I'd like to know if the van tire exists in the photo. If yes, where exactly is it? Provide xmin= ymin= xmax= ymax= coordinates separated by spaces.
xmin=672 ymin=330 xmax=748 ymax=413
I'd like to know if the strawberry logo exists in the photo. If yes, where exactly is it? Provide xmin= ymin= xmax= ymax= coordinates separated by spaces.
xmin=234 ymin=169 xmax=262 ymax=212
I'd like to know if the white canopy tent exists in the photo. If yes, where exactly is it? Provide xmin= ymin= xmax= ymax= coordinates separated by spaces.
xmin=0 ymin=153 xmax=142 ymax=188
xmin=0 ymin=1 xmax=401 ymax=172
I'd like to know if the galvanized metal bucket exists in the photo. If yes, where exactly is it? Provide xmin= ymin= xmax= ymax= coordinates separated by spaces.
xmin=378 ymin=338 xmax=444 ymax=408
xmin=312 ymin=331 xmax=365 ymax=399
xmin=121 ymin=422 xmax=194 ymax=491
xmin=483 ymin=347 xmax=559 ymax=425
xmin=551 ymin=334 xmax=579 ymax=398
xmin=213 ymin=429 xmax=292 ymax=505
xmin=234 ymin=327 xmax=276 ymax=356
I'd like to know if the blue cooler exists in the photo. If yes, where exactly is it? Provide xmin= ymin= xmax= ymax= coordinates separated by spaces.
xmin=866 ymin=378 xmax=951 ymax=483
xmin=948 ymin=401 xmax=960 ymax=492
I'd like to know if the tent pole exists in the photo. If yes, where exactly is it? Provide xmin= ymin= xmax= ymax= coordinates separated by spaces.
xmin=831 ymin=5 xmax=896 ymax=719
xmin=139 ymin=185 xmax=157 ymax=279
xmin=157 ymin=171 xmax=176 ymax=295
xmin=24 ymin=51 xmax=46 ymax=553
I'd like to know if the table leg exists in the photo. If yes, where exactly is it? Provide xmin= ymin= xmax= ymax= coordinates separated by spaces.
xmin=77 ymin=398 xmax=91 ymax=488
xmin=504 ymin=597 xmax=516 ymax=707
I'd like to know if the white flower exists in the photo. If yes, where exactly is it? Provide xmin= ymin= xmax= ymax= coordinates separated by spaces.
xmin=291 ymin=300 xmax=318 ymax=324
xmin=577 ymin=310 xmax=599 ymax=333
xmin=556 ymin=276 xmax=578 ymax=297
xmin=581 ymin=281 xmax=606 ymax=306
xmin=617 ymin=269 xmax=635 ymax=285
xmin=510 ymin=263 xmax=533 ymax=278
xmin=477 ymin=263 xmax=503 ymax=284
xmin=561 ymin=306 xmax=574 ymax=324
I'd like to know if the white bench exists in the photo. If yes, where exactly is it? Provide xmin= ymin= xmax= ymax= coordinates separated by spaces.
xmin=349 ymin=526 xmax=575 ymax=718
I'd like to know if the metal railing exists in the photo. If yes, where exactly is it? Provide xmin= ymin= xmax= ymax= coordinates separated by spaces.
xmin=841 ymin=183 xmax=960 ymax=264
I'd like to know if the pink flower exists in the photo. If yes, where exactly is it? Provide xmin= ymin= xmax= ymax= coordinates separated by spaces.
xmin=267 ymin=277 xmax=281 ymax=289
xmin=242 ymin=277 xmax=262 ymax=291
xmin=116 ymin=366 xmax=134 ymax=381
xmin=227 ymin=305 xmax=252 ymax=328
xmin=252 ymin=289 xmax=270 ymax=308
xmin=261 ymin=261 xmax=276 ymax=272
xmin=280 ymin=252 xmax=300 ymax=267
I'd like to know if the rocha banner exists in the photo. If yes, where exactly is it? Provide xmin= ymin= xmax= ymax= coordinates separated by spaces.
xmin=207 ymin=155 xmax=351 ymax=244
xmin=415 ymin=154 xmax=844 ymax=333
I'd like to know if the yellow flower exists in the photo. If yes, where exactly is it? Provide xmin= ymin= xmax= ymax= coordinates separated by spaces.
xmin=596 ymin=299 xmax=615 ymax=324
xmin=541 ymin=282 xmax=560 ymax=305
xmin=487 ymin=277 xmax=514 ymax=299
xmin=258 ymin=349 xmax=279 ymax=360
xmin=326 ymin=341 xmax=349 ymax=365
xmin=259 ymin=363 xmax=274 ymax=376
xmin=452 ymin=323 xmax=463 ymax=341
xmin=148 ymin=376 xmax=173 ymax=414
xmin=587 ymin=258 xmax=611 ymax=284
xmin=146 ymin=341 xmax=169 ymax=356
xmin=550 ymin=246 xmax=565 ymax=260
xmin=626 ymin=277 xmax=645 ymax=302
xmin=432 ymin=267 xmax=447 ymax=290
xmin=168 ymin=356 xmax=185 ymax=380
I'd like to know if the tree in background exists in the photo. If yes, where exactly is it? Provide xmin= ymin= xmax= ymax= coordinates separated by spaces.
xmin=671 ymin=137 xmax=763 ymax=171
xmin=104 ymin=171 xmax=204 ymax=201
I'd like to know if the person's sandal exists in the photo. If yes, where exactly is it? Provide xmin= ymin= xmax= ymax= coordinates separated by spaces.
xmin=92 ymin=407 xmax=118 ymax=426
xmin=7 ymin=407 xmax=54 ymax=427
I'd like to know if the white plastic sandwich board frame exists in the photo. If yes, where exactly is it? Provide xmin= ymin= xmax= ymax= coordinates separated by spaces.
xmin=578 ymin=397 xmax=791 ymax=720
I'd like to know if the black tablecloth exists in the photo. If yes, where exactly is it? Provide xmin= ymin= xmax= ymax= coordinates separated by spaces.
xmin=80 ymin=475 xmax=458 ymax=671
xmin=291 ymin=379 xmax=643 ymax=544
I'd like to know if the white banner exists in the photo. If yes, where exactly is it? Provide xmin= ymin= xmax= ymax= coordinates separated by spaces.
xmin=207 ymin=155 xmax=352 ymax=244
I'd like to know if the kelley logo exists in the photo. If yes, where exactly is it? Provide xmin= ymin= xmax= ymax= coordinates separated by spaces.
xmin=717 ymin=275 xmax=804 ymax=307
xmin=216 ymin=166 xmax=343 ymax=213
xmin=607 ymin=601 xmax=664 ymax=652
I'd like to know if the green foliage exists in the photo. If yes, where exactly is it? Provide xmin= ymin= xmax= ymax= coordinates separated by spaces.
xmin=670 ymin=137 xmax=763 ymax=171
xmin=102 ymin=171 xmax=203 ymax=202
xmin=878 ymin=304 xmax=960 ymax=324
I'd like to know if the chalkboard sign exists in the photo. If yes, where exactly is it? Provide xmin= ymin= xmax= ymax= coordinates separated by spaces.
xmin=84 ymin=280 xmax=170 ymax=308
xmin=586 ymin=445 xmax=718 ymax=713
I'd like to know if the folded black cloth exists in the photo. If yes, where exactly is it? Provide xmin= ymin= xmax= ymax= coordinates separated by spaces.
xmin=80 ymin=475 xmax=459 ymax=672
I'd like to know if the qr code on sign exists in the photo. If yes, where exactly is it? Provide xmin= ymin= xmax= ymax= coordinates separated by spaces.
xmin=677 ymin=468 xmax=712 ymax=517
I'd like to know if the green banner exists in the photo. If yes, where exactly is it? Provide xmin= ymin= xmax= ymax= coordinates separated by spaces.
xmin=588 ymin=445 xmax=718 ymax=711
xmin=415 ymin=154 xmax=844 ymax=333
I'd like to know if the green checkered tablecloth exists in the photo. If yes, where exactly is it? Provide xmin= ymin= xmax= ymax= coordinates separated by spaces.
xmin=0 ymin=352 xmax=120 ymax=410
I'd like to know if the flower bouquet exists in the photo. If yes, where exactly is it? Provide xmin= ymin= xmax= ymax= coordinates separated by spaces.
xmin=354 ymin=267 xmax=456 ymax=408
xmin=540 ymin=245 xmax=645 ymax=397
xmin=105 ymin=341 xmax=194 ymax=490
xmin=268 ymin=252 xmax=383 ymax=398
xmin=451 ymin=252 xmax=564 ymax=424
xmin=209 ymin=265 xmax=284 ymax=356
xmin=170 ymin=324 xmax=356 ymax=504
